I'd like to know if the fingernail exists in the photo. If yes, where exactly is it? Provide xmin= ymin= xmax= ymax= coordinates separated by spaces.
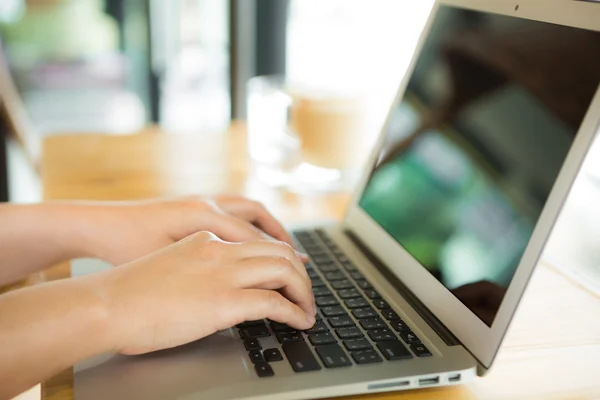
xmin=295 ymin=251 xmax=309 ymax=260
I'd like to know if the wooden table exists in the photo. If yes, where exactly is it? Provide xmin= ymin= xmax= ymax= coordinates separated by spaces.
xmin=28 ymin=124 xmax=600 ymax=399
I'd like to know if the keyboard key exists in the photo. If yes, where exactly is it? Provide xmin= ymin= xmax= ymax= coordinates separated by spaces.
xmin=399 ymin=330 xmax=421 ymax=344
xmin=322 ymin=240 xmax=336 ymax=248
xmin=315 ymin=229 xmax=330 ymax=239
xmin=352 ymin=350 xmax=383 ymax=365
xmin=352 ymin=307 xmax=378 ymax=319
xmin=410 ymin=343 xmax=432 ymax=357
xmin=264 ymin=348 xmax=284 ymax=362
xmin=237 ymin=320 xmax=264 ymax=328
xmin=343 ymin=338 xmax=373 ymax=351
xmin=355 ymin=280 xmax=371 ymax=289
xmin=324 ymin=271 xmax=346 ymax=281
xmin=312 ymin=286 xmax=332 ymax=297
xmin=317 ymin=263 xmax=339 ymax=273
xmin=304 ymin=247 xmax=324 ymax=257
xmin=305 ymin=321 xmax=329 ymax=334
xmin=381 ymin=309 xmax=400 ymax=321
xmin=316 ymin=296 xmax=339 ymax=307
xmin=321 ymin=306 xmax=347 ymax=317
xmin=311 ymin=277 xmax=326 ymax=287
xmin=337 ymin=288 xmax=362 ymax=299
xmin=297 ymin=233 xmax=315 ymax=242
xmin=294 ymin=230 xmax=312 ymax=237
xmin=359 ymin=317 xmax=387 ymax=330
xmin=364 ymin=289 xmax=382 ymax=299
xmin=341 ymin=262 xmax=357 ymax=271
xmin=331 ymin=280 xmax=355 ymax=290
xmin=243 ymin=338 xmax=262 ymax=351
xmin=306 ymin=250 xmax=325 ymax=259
xmin=315 ymin=344 xmax=352 ymax=368
xmin=313 ymin=255 xmax=334 ymax=264
xmin=336 ymin=255 xmax=349 ymax=263
xmin=242 ymin=325 xmax=270 ymax=338
xmin=331 ymin=248 xmax=345 ymax=257
xmin=270 ymin=322 xmax=294 ymax=333
xmin=296 ymin=234 xmax=321 ymax=245
xmin=276 ymin=332 xmax=304 ymax=344
xmin=328 ymin=315 xmax=355 ymax=328
xmin=249 ymin=349 xmax=266 ymax=364
xmin=314 ymin=229 xmax=328 ymax=237
xmin=282 ymin=342 xmax=322 ymax=372
xmin=372 ymin=299 xmax=390 ymax=310
xmin=254 ymin=362 xmax=275 ymax=377
xmin=296 ymin=238 xmax=315 ymax=248
xmin=368 ymin=329 xmax=396 ymax=342
xmin=326 ymin=240 xmax=340 ymax=250
xmin=299 ymin=234 xmax=318 ymax=242
xmin=318 ymin=234 xmax=332 ymax=244
xmin=309 ymin=332 xmax=337 ymax=346
xmin=349 ymin=271 xmax=364 ymax=280
xmin=377 ymin=341 xmax=413 ymax=361
xmin=304 ymin=240 xmax=318 ymax=248
xmin=307 ymin=268 xmax=320 ymax=279
xmin=344 ymin=297 xmax=369 ymax=309
xmin=336 ymin=327 xmax=363 ymax=340
xmin=389 ymin=319 xmax=410 ymax=332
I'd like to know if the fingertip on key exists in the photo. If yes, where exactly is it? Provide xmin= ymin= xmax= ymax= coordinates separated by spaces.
xmin=295 ymin=251 xmax=309 ymax=262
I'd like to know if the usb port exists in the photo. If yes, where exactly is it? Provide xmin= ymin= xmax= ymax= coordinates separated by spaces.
xmin=419 ymin=376 xmax=440 ymax=386
xmin=449 ymin=374 xmax=461 ymax=383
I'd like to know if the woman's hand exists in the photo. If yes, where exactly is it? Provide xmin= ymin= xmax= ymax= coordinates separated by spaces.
xmin=0 ymin=196 xmax=304 ymax=287
xmin=76 ymin=195 xmax=302 ymax=266
xmin=93 ymin=231 xmax=315 ymax=355
xmin=0 ymin=230 xmax=314 ymax=399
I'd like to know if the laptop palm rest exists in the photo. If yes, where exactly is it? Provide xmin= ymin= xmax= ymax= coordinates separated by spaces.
xmin=75 ymin=331 xmax=252 ymax=400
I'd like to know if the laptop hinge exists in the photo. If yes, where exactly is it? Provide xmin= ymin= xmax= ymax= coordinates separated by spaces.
xmin=344 ymin=229 xmax=461 ymax=347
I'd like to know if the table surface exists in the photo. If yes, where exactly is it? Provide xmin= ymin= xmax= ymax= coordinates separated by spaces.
xmin=24 ymin=124 xmax=600 ymax=399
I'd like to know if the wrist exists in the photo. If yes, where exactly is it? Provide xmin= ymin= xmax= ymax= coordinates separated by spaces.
xmin=34 ymin=202 xmax=109 ymax=260
xmin=52 ymin=273 xmax=123 ymax=357
xmin=86 ymin=266 xmax=136 ymax=353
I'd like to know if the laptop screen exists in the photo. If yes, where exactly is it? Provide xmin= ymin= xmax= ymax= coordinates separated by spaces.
xmin=359 ymin=6 xmax=600 ymax=326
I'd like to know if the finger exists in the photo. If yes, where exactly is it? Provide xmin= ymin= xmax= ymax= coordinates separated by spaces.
xmin=263 ymin=232 xmax=309 ymax=263
xmin=198 ymin=208 xmax=270 ymax=243
xmin=215 ymin=198 xmax=295 ymax=246
xmin=232 ymin=289 xmax=315 ymax=330
xmin=234 ymin=240 xmax=311 ymax=286
xmin=228 ymin=256 xmax=315 ymax=316
xmin=185 ymin=230 xmax=222 ymax=243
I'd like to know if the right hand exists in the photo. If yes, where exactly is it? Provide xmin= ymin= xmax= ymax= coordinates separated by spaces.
xmin=92 ymin=231 xmax=315 ymax=355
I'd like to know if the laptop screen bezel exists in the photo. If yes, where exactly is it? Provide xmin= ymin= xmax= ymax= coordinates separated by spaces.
xmin=343 ymin=0 xmax=600 ymax=370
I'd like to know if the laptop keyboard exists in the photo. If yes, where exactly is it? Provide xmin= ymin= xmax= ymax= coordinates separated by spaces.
xmin=236 ymin=229 xmax=432 ymax=378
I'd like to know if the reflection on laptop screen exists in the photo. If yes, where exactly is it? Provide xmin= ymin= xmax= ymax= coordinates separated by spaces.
xmin=359 ymin=6 xmax=600 ymax=326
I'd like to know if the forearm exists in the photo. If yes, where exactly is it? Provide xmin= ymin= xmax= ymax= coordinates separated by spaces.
xmin=0 ymin=275 xmax=117 ymax=399
xmin=0 ymin=203 xmax=95 ymax=285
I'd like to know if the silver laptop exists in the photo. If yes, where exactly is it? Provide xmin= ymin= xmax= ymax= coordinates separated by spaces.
xmin=74 ymin=1 xmax=600 ymax=399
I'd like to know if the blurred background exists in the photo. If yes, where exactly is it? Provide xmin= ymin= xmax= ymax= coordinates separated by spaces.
xmin=0 ymin=0 xmax=435 ymax=203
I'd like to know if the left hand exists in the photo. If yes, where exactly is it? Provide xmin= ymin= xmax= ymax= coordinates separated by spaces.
xmin=75 ymin=195 xmax=301 ymax=266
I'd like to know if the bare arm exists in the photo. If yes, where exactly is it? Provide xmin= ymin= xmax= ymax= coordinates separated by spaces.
xmin=0 ymin=232 xmax=314 ymax=399
xmin=0 ymin=203 xmax=92 ymax=285
xmin=0 ymin=274 xmax=115 ymax=399
xmin=0 ymin=196 xmax=302 ymax=286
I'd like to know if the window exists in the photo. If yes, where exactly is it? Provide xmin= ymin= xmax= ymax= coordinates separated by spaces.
xmin=152 ymin=0 xmax=230 ymax=133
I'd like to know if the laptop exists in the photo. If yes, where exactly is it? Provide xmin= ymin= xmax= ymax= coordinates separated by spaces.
xmin=74 ymin=1 xmax=600 ymax=399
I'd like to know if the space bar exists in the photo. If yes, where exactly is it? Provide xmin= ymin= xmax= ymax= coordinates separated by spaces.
xmin=282 ymin=342 xmax=322 ymax=372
